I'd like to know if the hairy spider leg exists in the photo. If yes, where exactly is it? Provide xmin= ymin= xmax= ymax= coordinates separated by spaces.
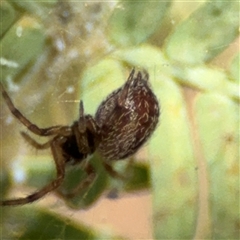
xmin=56 ymin=161 xmax=125 ymax=200
xmin=56 ymin=163 xmax=96 ymax=199
xmin=78 ymin=100 xmax=86 ymax=132
xmin=21 ymin=131 xmax=52 ymax=150
xmin=0 ymin=82 xmax=70 ymax=136
xmin=0 ymin=137 xmax=66 ymax=206
xmin=75 ymin=100 xmax=99 ymax=154
xmin=75 ymin=100 xmax=90 ymax=154
xmin=103 ymin=162 xmax=126 ymax=180
xmin=21 ymin=129 xmax=97 ymax=200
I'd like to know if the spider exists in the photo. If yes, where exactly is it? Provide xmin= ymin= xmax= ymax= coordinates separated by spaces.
xmin=0 ymin=69 xmax=160 ymax=206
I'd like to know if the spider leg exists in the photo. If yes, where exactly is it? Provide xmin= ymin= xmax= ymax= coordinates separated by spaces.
xmin=21 ymin=132 xmax=51 ymax=150
xmin=74 ymin=101 xmax=99 ymax=154
xmin=0 ymin=137 xmax=66 ymax=206
xmin=56 ymin=163 xmax=96 ymax=199
xmin=103 ymin=162 xmax=126 ymax=180
xmin=0 ymin=83 xmax=71 ymax=136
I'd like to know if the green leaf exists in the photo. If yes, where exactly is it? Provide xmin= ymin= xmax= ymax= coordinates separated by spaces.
xmin=195 ymin=93 xmax=239 ymax=238
xmin=123 ymin=163 xmax=150 ymax=192
xmin=23 ymin=155 xmax=56 ymax=189
xmin=0 ymin=169 xmax=11 ymax=198
xmin=230 ymin=53 xmax=240 ymax=83
xmin=106 ymin=161 xmax=150 ymax=196
xmin=11 ymin=151 xmax=149 ymax=210
xmin=113 ymin=44 xmax=170 ymax=74
xmin=149 ymin=74 xmax=198 ymax=239
xmin=58 ymin=154 xmax=109 ymax=209
xmin=80 ymin=58 xmax=125 ymax=115
xmin=10 ymin=0 xmax=57 ymax=19
xmin=1 ymin=206 xmax=96 ymax=239
xmin=2 ymin=206 xmax=124 ymax=239
xmin=165 ymin=1 xmax=239 ymax=65
xmin=0 ymin=1 xmax=17 ymax=37
xmin=108 ymin=1 xmax=171 ymax=46
xmin=172 ymin=65 xmax=240 ymax=101
xmin=18 ymin=153 xmax=108 ymax=209
xmin=0 ymin=15 xmax=46 ymax=82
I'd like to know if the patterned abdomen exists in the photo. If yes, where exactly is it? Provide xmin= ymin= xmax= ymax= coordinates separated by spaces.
xmin=95 ymin=70 xmax=160 ymax=161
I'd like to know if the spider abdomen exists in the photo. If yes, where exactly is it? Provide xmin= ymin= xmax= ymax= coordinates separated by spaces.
xmin=96 ymin=70 xmax=160 ymax=161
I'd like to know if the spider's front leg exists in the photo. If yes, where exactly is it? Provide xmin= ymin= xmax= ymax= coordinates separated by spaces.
xmin=53 ymin=101 xmax=100 ymax=199
xmin=75 ymin=101 xmax=124 ymax=179
xmin=0 ymin=82 xmax=71 ymax=137
xmin=55 ymin=162 xmax=96 ymax=199
xmin=74 ymin=100 xmax=101 ymax=155
xmin=0 ymin=137 xmax=66 ymax=206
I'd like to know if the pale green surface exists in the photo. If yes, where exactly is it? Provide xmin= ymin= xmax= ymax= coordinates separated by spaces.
xmin=108 ymin=1 xmax=171 ymax=46
xmin=0 ymin=0 xmax=17 ymax=37
xmin=149 ymin=75 xmax=197 ymax=239
xmin=195 ymin=93 xmax=239 ymax=238
xmin=1 ymin=206 xmax=95 ymax=239
xmin=0 ymin=15 xmax=45 ymax=81
xmin=230 ymin=53 xmax=240 ymax=83
xmin=10 ymin=0 xmax=57 ymax=19
xmin=113 ymin=44 xmax=170 ymax=74
xmin=172 ymin=65 xmax=240 ymax=101
xmin=165 ymin=1 xmax=239 ymax=65
xmin=80 ymin=59 xmax=125 ymax=115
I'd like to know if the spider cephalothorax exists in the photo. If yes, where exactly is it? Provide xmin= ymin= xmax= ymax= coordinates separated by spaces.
xmin=0 ymin=69 xmax=160 ymax=206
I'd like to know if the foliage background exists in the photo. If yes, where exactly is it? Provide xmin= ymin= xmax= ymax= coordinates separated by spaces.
xmin=0 ymin=0 xmax=239 ymax=239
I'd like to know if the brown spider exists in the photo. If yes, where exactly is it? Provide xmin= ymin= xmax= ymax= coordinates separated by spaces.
xmin=0 ymin=69 xmax=160 ymax=206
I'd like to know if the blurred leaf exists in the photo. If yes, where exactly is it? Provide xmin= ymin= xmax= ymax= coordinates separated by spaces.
xmin=0 ymin=15 xmax=45 ymax=81
xmin=2 ymin=206 xmax=124 ymax=239
xmin=19 ymin=153 xmax=108 ymax=209
xmin=149 ymin=74 xmax=198 ymax=239
xmin=10 ymin=0 xmax=57 ymax=19
xmin=165 ymin=1 xmax=239 ymax=65
xmin=113 ymin=44 xmax=170 ymax=74
xmin=0 ymin=169 xmax=11 ymax=198
xmin=23 ymin=155 xmax=56 ymax=189
xmin=13 ymin=151 xmax=149 ymax=209
xmin=107 ymin=161 xmax=150 ymax=197
xmin=230 ymin=53 xmax=240 ymax=83
xmin=195 ymin=93 xmax=239 ymax=162
xmin=1 ymin=206 xmax=96 ymax=239
xmin=58 ymin=154 xmax=108 ymax=209
xmin=0 ymin=0 xmax=17 ymax=37
xmin=172 ymin=65 xmax=240 ymax=101
xmin=123 ymin=163 xmax=150 ymax=192
xmin=195 ymin=93 xmax=239 ymax=238
xmin=80 ymin=58 xmax=125 ymax=115
xmin=113 ymin=45 xmax=239 ymax=102
xmin=108 ymin=1 xmax=171 ymax=46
